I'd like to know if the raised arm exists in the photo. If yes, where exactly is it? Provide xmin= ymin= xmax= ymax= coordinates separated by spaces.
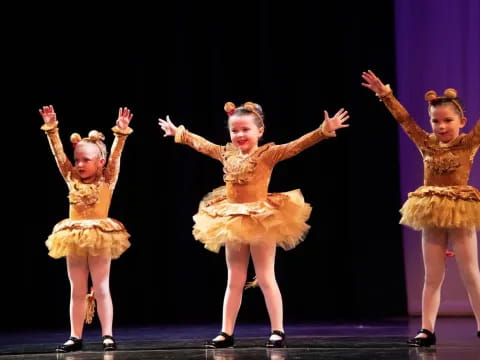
xmin=465 ymin=118 xmax=480 ymax=146
xmin=39 ymin=105 xmax=73 ymax=179
xmin=361 ymin=70 xmax=429 ymax=146
xmin=104 ymin=107 xmax=134 ymax=189
xmin=158 ymin=115 xmax=223 ymax=161
xmin=267 ymin=108 xmax=349 ymax=164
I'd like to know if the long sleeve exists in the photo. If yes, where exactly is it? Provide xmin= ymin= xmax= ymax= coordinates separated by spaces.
xmin=41 ymin=121 xmax=73 ymax=179
xmin=174 ymin=125 xmax=223 ymax=161
xmin=465 ymin=118 xmax=480 ymax=146
xmin=266 ymin=123 xmax=334 ymax=164
xmin=104 ymin=126 xmax=133 ymax=190
xmin=381 ymin=92 xmax=429 ymax=147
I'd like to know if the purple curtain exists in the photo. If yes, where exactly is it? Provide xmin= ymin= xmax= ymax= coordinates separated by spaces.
xmin=395 ymin=0 xmax=480 ymax=315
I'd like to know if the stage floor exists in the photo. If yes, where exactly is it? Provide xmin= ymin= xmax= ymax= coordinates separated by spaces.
xmin=1 ymin=317 xmax=478 ymax=359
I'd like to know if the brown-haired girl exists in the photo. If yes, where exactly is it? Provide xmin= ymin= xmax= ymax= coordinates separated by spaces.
xmin=159 ymin=101 xmax=349 ymax=348
xmin=362 ymin=70 xmax=480 ymax=346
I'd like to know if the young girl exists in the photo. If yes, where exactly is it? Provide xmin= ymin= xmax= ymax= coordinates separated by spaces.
xmin=361 ymin=70 xmax=480 ymax=346
xmin=159 ymin=101 xmax=349 ymax=348
xmin=39 ymin=105 xmax=134 ymax=352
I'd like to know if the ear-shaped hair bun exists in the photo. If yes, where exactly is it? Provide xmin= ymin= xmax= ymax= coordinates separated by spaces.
xmin=70 ymin=133 xmax=82 ymax=144
xmin=424 ymin=90 xmax=438 ymax=102
xmin=224 ymin=102 xmax=236 ymax=116
xmin=243 ymin=102 xmax=256 ymax=111
xmin=88 ymin=130 xmax=105 ymax=141
xmin=443 ymin=88 xmax=457 ymax=98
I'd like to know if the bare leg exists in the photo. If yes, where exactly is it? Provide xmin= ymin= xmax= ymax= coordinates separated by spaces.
xmin=418 ymin=228 xmax=448 ymax=337
xmin=66 ymin=255 xmax=89 ymax=340
xmin=89 ymin=255 xmax=114 ymax=340
xmin=450 ymin=228 xmax=480 ymax=330
xmin=213 ymin=243 xmax=250 ymax=341
xmin=251 ymin=242 xmax=284 ymax=341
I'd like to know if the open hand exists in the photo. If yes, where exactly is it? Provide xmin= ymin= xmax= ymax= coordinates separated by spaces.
xmin=323 ymin=108 xmax=350 ymax=133
xmin=39 ymin=105 xmax=57 ymax=125
xmin=361 ymin=70 xmax=390 ymax=96
xmin=116 ymin=107 xmax=133 ymax=129
xmin=158 ymin=115 xmax=177 ymax=137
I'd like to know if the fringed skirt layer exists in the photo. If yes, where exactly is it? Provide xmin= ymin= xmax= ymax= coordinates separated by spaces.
xmin=400 ymin=185 xmax=480 ymax=230
xmin=192 ymin=186 xmax=312 ymax=253
xmin=45 ymin=218 xmax=131 ymax=259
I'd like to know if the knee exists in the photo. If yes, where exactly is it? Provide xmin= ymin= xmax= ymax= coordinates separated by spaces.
xmin=92 ymin=284 xmax=110 ymax=300
xmin=71 ymin=286 xmax=87 ymax=300
xmin=424 ymin=274 xmax=444 ymax=288
xmin=255 ymin=274 xmax=276 ymax=290
xmin=459 ymin=267 xmax=480 ymax=287
xmin=227 ymin=276 xmax=248 ymax=292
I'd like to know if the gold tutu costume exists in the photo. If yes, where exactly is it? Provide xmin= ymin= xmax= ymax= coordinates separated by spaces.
xmin=381 ymin=92 xmax=480 ymax=230
xmin=42 ymin=122 xmax=133 ymax=259
xmin=175 ymin=124 xmax=334 ymax=253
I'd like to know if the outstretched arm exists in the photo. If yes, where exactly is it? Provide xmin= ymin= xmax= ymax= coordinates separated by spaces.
xmin=105 ymin=107 xmax=134 ymax=189
xmin=39 ymin=105 xmax=73 ymax=179
xmin=361 ymin=70 xmax=428 ymax=146
xmin=158 ymin=115 xmax=223 ymax=161
xmin=268 ymin=108 xmax=350 ymax=163
xmin=466 ymin=118 xmax=480 ymax=145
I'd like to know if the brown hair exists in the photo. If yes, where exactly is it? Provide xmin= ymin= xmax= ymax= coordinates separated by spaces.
xmin=224 ymin=101 xmax=265 ymax=129
xmin=425 ymin=88 xmax=465 ymax=117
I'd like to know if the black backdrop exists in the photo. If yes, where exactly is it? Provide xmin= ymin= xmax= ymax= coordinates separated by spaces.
xmin=6 ymin=1 xmax=405 ymax=331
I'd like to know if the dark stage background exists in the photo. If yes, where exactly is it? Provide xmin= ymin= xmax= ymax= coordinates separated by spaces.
xmin=6 ymin=1 xmax=405 ymax=331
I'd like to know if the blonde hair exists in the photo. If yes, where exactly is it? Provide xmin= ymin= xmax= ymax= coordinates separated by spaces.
xmin=70 ymin=130 xmax=107 ymax=160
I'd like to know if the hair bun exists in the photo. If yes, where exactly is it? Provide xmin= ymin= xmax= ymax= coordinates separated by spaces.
xmin=70 ymin=133 xmax=82 ymax=144
xmin=224 ymin=102 xmax=236 ymax=115
xmin=443 ymin=88 xmax=457 ymax=98
xmin=424 ymin=90 xmax=438 ymax=102
xmin=88 ymin=130 xmax=105 ymax=141
xmin=243 ymin=102 xmax=256 ymax=111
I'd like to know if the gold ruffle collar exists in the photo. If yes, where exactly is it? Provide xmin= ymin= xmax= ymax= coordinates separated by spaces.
xmin=67 ymin=171 xmax=104 ymax=210
xmin=222 ymin=143 xmax=273 ymax=184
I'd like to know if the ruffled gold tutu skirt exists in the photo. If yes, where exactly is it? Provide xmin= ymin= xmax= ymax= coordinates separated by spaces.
xmin=400 ymin=185 xmax=480 ymax=230
xmin=46 ymin=218 xmax=131 ymax=259
xmin=192 ymin=186 xmax=312 ymax=253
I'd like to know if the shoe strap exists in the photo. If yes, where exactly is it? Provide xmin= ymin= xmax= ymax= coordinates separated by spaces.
xmin=102 ymin=335 xmax=115 ymax=341
xmin=68 ymin=337 xmax=82 ymax=343
xmin=218 ymin=331 xmax=233 ymax=339
xmin=418 ymin=328 xmax=434 ymax=337
xmin=271 ymin=330 xmax=285 ymax=338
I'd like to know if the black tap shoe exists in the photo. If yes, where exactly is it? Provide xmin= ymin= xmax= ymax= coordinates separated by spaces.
xmin=266 ymin=330 xmax=286 ymax=348
xmin=205 ymin=332 xmax=234 ymax=348
xmin=407 ymin=329 xmax=436 ymax=347
xmin=102 ymin=335 xmax=117 ymax=351
xmin=55 ymin=337 xmax=83 ymax=353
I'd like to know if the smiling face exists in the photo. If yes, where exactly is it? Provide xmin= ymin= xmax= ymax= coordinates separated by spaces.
xmin=74 ymin=142 xmax=106 ymax=183
xmin=429 ymin=103 xmax=466 ymax=143
xmin=228 ymin=113 xmax=264 ymax=155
